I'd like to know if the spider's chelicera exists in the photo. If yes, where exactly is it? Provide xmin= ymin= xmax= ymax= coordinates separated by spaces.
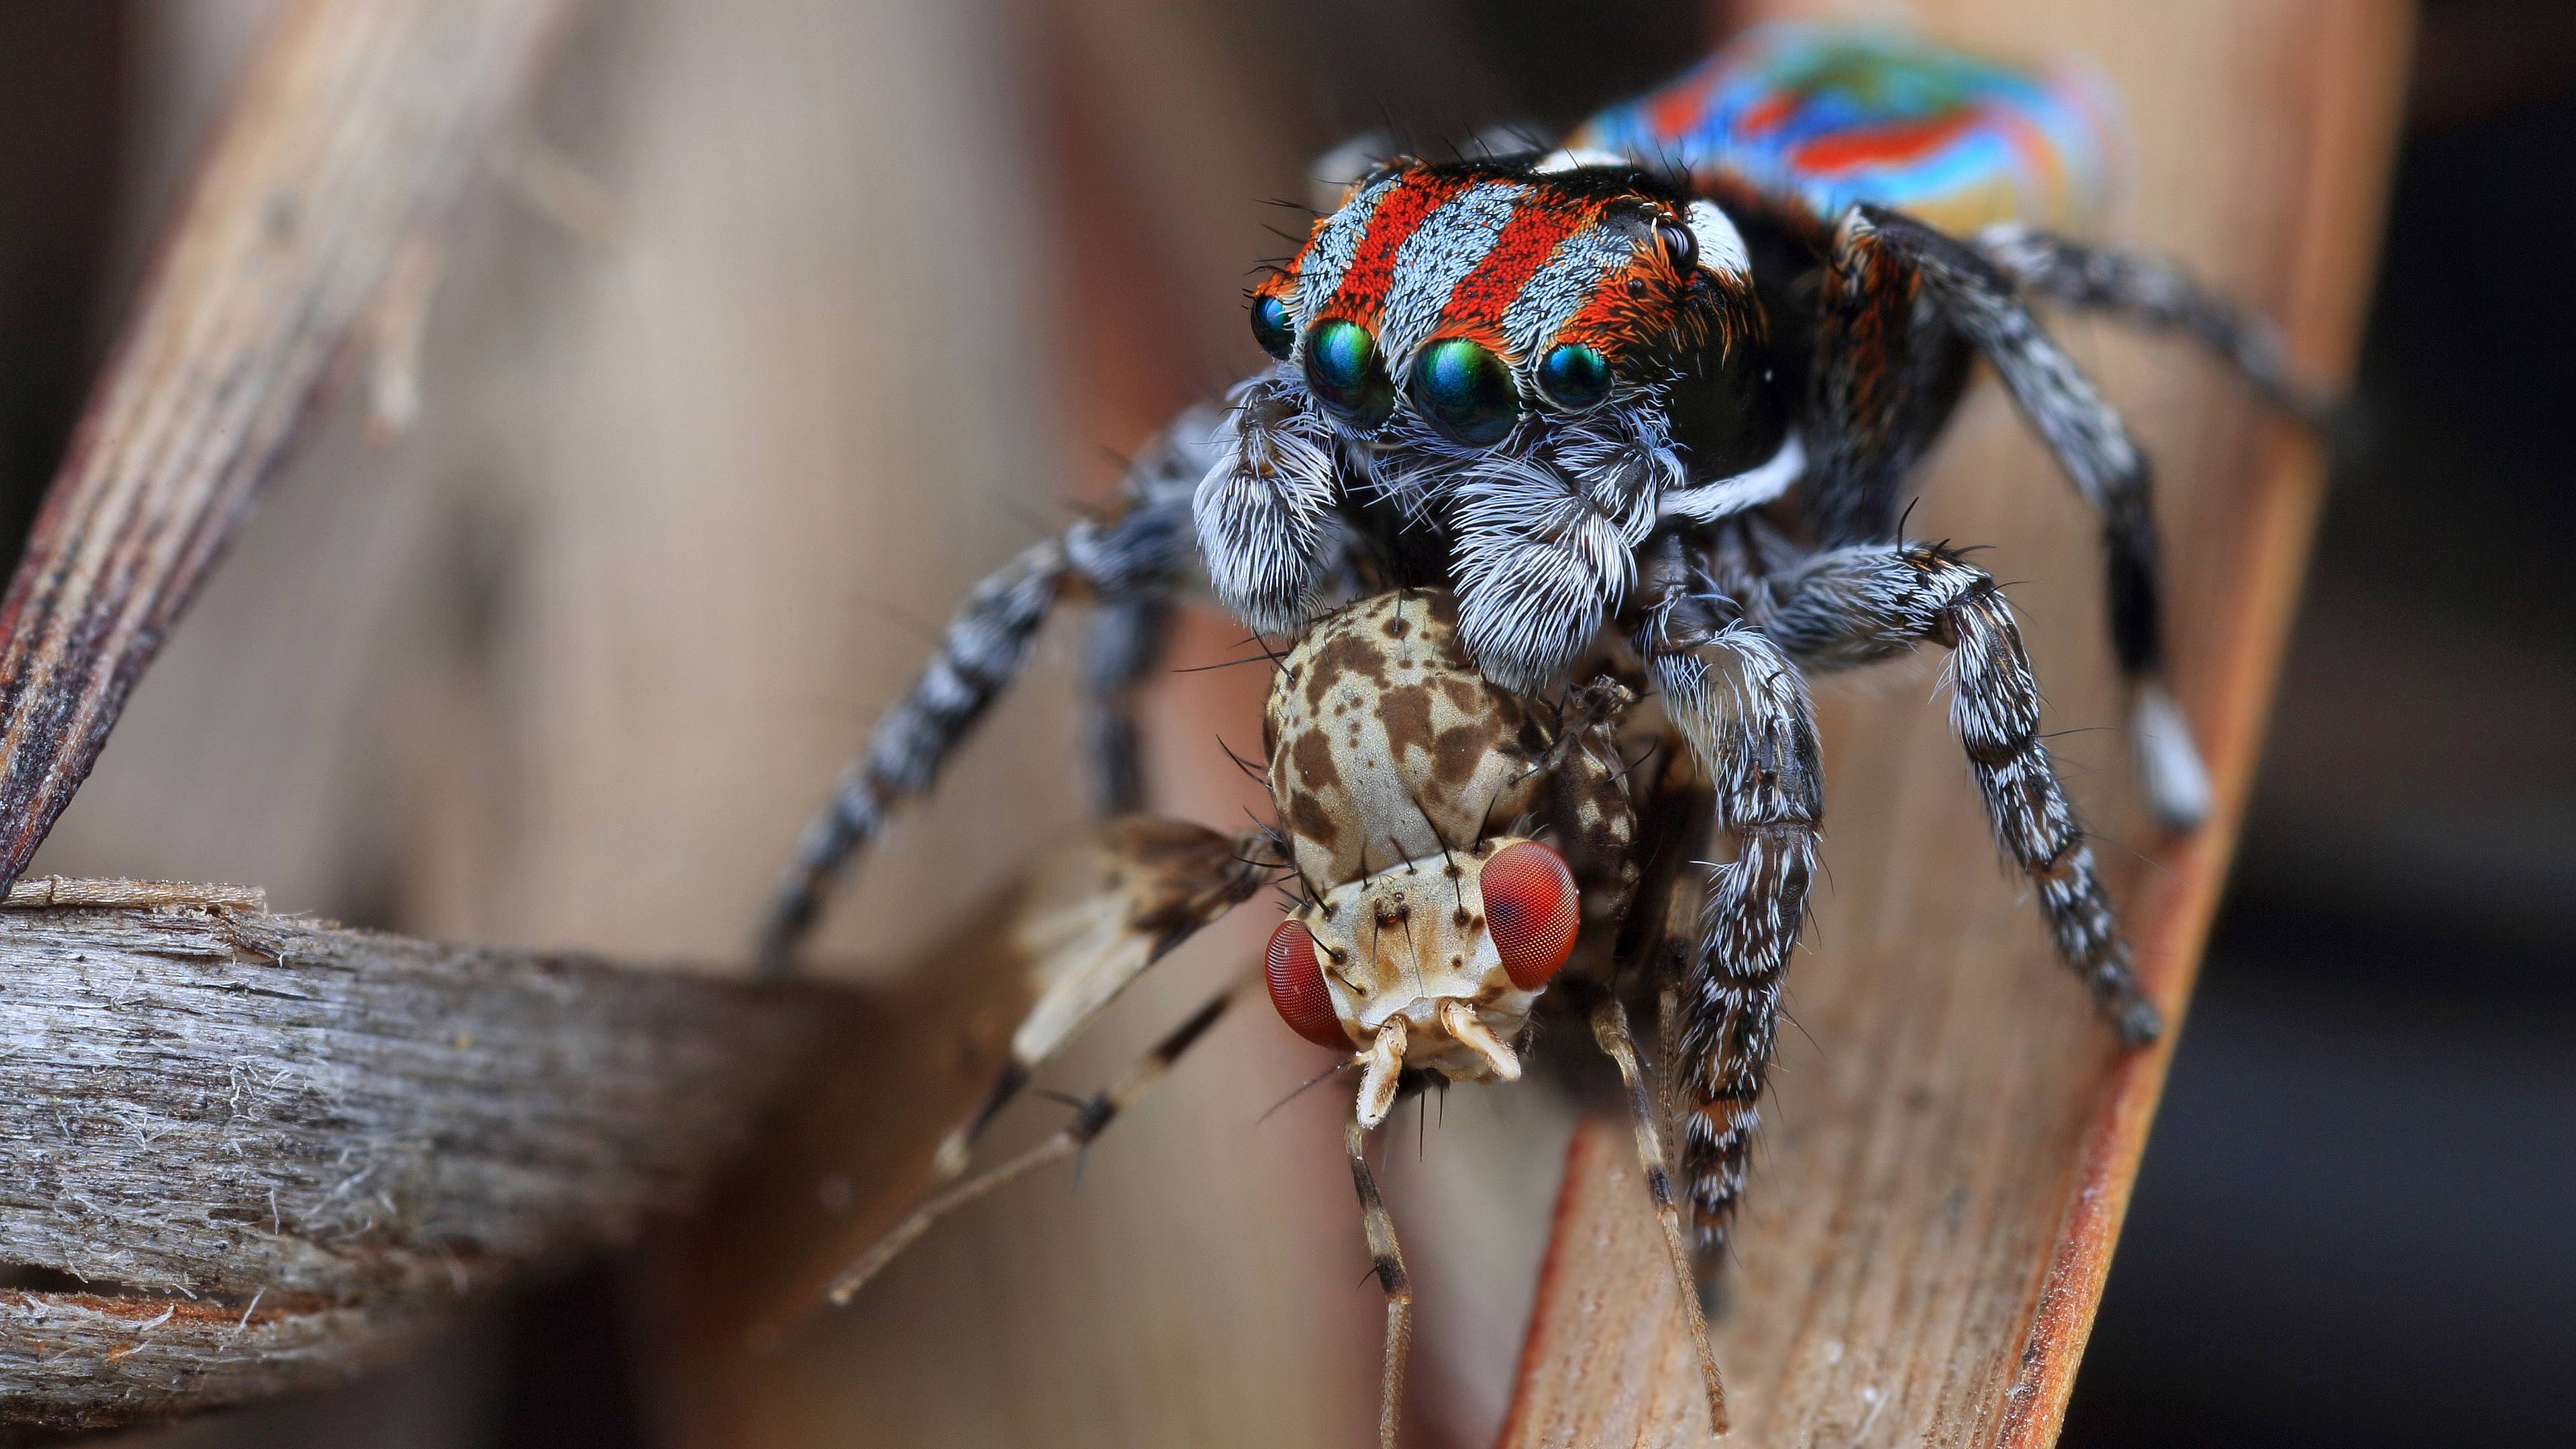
xmin=768 ymin=23 xmax=2329 ymax=1444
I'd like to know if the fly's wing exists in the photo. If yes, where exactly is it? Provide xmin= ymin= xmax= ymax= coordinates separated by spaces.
xmin=932 ymin=815 xmax=1277 ymax=1177
xmin=1566 ymin=23 xmax=2118 ymax=236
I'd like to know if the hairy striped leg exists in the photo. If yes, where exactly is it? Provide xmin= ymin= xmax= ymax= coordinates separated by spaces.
xmin=1846 ymin=205 xmax=2212 ymax=832
xmin=755 ymin=415 xmax=1210 ymax=976
xmin=1972 ymin=222 xmax=2332 ymax=425
xmin=1346 ymin=1114 xmax=1412 ymax=1449
xmin=1080 ymin=594 xmax=1172 ymax=814
xmin=1803 ymin=199 xmax=1973 ymax=549
xmin=1635 ymin=584 xmax=1823 ymax=1257
xmin=1757 ymin=541 xmax=2164 ymax=1044
xmin=828 ymin=974 xmax=1248 ymax=1305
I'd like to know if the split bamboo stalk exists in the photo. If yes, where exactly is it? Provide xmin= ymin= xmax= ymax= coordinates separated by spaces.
xmin=1498 ymin=3 xmax=2412 ymax=1444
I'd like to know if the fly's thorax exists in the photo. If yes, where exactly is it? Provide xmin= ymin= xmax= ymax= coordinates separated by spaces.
xmin=1266 ymin=590 xmax=1550 ymax=891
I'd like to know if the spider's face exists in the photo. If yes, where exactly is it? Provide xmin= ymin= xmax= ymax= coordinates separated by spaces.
xmin=1205 ymin=158 xmax=1786 ymax=691
xmin=1253 ymin=158 xmax=1752 ymax=449
xmin=1263 ymin=836 xmax=1580 ymax=1127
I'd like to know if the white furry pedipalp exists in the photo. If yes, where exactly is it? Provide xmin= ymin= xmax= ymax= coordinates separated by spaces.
xmin=1195 ymin=372 xmax=1340 ymax=635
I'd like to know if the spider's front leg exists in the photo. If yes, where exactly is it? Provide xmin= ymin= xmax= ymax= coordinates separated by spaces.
xmin=1757 ymin=540 xmax=2164 ymax=1044
xmin=1822 ymin=205 xmax=2212 ymax=833
xmin=1632 ymin=564 xmax=1824 ymax=1258
xmin=755 ymin=411 xmax=1215 ymax=975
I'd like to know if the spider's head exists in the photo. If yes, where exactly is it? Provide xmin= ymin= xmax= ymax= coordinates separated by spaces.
xmin=1263 ymin=835 xmax=1580 ymax=1127
xmin=1201 ymin=154 xmax=1792 ymax=690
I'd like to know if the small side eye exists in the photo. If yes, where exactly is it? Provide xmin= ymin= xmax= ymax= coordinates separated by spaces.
xmin=1250 ymin=294 xmax=1295 ymax=360
xmin=1304 ymin=320 xmax=1396 ymax=430
xmin=1409 ymin=337 xmax=1519 ymax=446
xmin=1482 ymin=841 xmax=1579 ymax=990
xmin=1265 ymin=918 xmax=1348 ymax=1047
xmin=1535 ymin=343 xmax=1612 ymax=412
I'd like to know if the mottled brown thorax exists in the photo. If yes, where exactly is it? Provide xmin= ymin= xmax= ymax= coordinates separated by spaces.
xmin=1265 ymin=590 xmax=1551 ymax=890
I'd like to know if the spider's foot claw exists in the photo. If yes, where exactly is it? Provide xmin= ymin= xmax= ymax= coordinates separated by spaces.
xmin=2131 ymin=683 xmax=2212 ymax=832
xmin=2110 ymin=992 xmax=2166 ymax=1048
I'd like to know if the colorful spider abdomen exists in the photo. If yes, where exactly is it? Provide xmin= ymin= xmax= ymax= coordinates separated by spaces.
xmin=1570 ymin=23 xmax=2118 ymax=235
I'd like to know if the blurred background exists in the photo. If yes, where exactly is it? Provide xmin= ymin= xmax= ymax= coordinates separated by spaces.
xmin=0 ymin=1 xmax=2561 ymax=1446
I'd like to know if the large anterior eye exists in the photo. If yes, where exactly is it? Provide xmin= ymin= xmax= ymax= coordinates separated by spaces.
xmin=1250 ymin=294 xmax=1295 ymax=360
xmin=1535 ymin=343 xmax=1612 ymax=412
xmin=1304 ymin=320 xmax=1395 ymax=430
xmin=1265 ymin=918 xmax=1348 ymax=1047
xmin=1409 ymin=338 xmax=1519 ymax=446
xmin=1482 ymin=841 xmax=1580 ymax=990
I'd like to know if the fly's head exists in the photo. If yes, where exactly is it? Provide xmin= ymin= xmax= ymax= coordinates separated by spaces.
xmin=1203 ymin=154 xmax=1790 ymax=692
xmin=1263 ymin=835 xmax=1580 ymax=1127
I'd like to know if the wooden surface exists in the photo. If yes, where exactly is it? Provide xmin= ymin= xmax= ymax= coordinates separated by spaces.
xmin=0 ymin=0 xmax=574 ymax=900
xmin=1498 ymin=4 xmax=2412 ymax=1445
xmin=0 ymin=881 xmax=861 ymax=1432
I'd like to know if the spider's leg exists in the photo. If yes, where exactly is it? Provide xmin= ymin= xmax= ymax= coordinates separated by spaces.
xmin=755 ymin=416 xmax=1208 ymax=976
xmin=1346 ymin=1112 xmax=1412 ymax=1449
xmin=1856 ymin=203 xmax=2212 ymax=831
xmin=1804 ymin=205 xmax=1976 ymax=549
xmin=1079 ymin=593 xmax=1171 ymax=815
xmin=1634 ymin=582 xmax=1823 ymax=1260
xmin=1758 ymin=540 xmax=2164 ymax=1044
xmin=1972 ymin=222 xmax=2332 ymax=424
xmin=928 ymin=816 xmax=1279 ymax=1181
xmin=828 ymin=971 xmax=1248 ymax=1307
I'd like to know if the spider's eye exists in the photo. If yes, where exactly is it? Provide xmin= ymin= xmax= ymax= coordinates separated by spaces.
xmin=1408 ymin=338 xmax=1519 ymax=446
xmin=1535 ymin=343 xmax=1612 ymax=412
xmin=1481 ymin=841 xmax=1579 ymax=989
xmin=1265 ymin=918 xmax=1348 ymax=1048
xmin=1250 ymin=294 xmax=1295 ymax=360
xmin=1304 ymin=320 xmax=1395 ymax=430
xmin=1655 ymin=215 xmax=1699 ymax=275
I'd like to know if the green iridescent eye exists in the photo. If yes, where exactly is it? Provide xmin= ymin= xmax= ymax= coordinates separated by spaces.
xmin=1536 ymin=343 xmax=1612 ymax=412
xmin=1250 ymin=294 xmax=1294 ymax=360
xmin=1409 ymin=337 xmax=1519 ymax=446
xmin=1304 ymin=320 xmax=1395 ymax=430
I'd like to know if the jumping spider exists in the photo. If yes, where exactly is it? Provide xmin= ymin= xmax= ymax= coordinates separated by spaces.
xmin=767 ymin=23 xmax=2325 ymax=1442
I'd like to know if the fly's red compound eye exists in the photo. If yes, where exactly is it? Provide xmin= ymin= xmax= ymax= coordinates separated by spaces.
xmin=1265 ymin=918 xmax=1347 ymax=1048
xmin=1483 ymin=841 xmax=1580 ymax=989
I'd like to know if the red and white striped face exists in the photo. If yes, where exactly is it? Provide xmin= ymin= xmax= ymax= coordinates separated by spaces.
xmin=1249 ymin=156 xmax=1762 ymax=451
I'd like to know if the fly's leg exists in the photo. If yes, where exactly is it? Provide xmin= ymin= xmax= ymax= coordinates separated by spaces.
xmin=1972 ymin=222 xmax=2332 ymax=424
xmin=1845 ymin=204 xmax=2212 ymax=831
xmin=1757 ymin=540 xmax=2164 ymax=1044
xmin=828 ymin=974 xmax=1247 ymax=1306
xmin=1346 ymin=1113 xmax=1412 ymax=1449
xmin=1562 ymin=977 xmax=1729 ymax=1436
xmin=1529 ymin=676 xmax=1644 ymax=934
xmin=1633 ymin=573 xmax=1823 ymax=1259
xmin=755 ymin=416 xmax=1208 ymax=976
